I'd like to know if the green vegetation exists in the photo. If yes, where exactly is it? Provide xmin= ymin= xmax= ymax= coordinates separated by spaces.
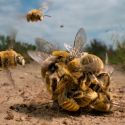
xmin=85 ymin=38 xmax=125 ymax=65
xmin=1 ymin=33 xmax=125 ymax=65
xmin=85 ymin=39 xmax=107 ymax=62
xmin=0 ymin=35 xmax=36 ymax=63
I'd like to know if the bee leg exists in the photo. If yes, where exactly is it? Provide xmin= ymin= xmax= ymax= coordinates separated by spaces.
xmin=97 ymin=72 xmax=110 ymax=90
xmin=45 ymin=73 xmax=52 ymax=94
xmin=88 ymin=73 xmax=106 ymax=92
xmin=79 ymin=73 xmax=88 ymax=91
xmin=10 ymin=55 xmax=14 ymax=66
xmin=90 ymin=92 xmax=112 ymax=112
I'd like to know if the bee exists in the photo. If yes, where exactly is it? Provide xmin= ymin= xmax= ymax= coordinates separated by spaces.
xmin=64 ymin=28 xmax=104 ymax=75
xmin=26 ymin=9 xmax=51 ymax=22
xmin=0 ymin=49 xmax=25 ymax=68
xmin=0 ymin=31 xmax=25 ymax=68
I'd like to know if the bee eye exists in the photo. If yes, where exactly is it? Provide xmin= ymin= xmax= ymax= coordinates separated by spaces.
xmin=48 ymin=63 xmax=58 ymax=73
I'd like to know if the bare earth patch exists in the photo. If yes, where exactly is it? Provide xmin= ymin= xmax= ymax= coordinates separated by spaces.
xmin=0 ymin=62 xmax=125 ymax=125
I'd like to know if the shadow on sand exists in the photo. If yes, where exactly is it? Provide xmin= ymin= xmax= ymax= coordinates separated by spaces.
xmin=10 ymin=102 xmax=112 ymax=120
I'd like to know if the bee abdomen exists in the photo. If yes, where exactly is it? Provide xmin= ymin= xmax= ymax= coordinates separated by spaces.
xmin=74 ymin=90 xmax=98 ymax=107
xmin=58 ymin=95 xmax=80 ymax=111
xmin=90 ymin=92 xmax=112 ymax=112
xmin=81 ymin=54 xmax=104 ymax=73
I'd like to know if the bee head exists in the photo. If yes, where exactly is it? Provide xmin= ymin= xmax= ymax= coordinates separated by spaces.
xmin=16 ymin=54 xmax=25 ymax=66
xmin=41 ymin=56 xmax=58 ymax=78
xmin=48 ymin=62 xmax=58 ymax=73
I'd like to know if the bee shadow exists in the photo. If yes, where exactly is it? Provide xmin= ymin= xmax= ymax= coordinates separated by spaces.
xmin=80 ymin=108 xmax=113 ymax=116
xmin=9 ymin=102 xmax=74 ymax=120
xmin=10 ymin=103 xmax=112 ymax=120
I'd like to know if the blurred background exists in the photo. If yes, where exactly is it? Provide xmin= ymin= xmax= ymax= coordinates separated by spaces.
xmin=0 ymin=0 xmax=125 ymax=67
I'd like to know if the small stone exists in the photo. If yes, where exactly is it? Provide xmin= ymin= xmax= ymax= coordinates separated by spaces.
xmin=4 ymin=111 xmax=14 ymax=120
xmin=10 ymin=106 xmax=15 ymax=110
xmin=25 ymin=115 xmax=32 ymax=121
xmin=20 ymin=76 xmax=24 ymax=79
xmin=15 ymin=117 xmax=25 ymax=122
xmin=2 ymin=82 xmax=9 ymax=86
xmin=62 ymin=119 xmax=68 ymax=125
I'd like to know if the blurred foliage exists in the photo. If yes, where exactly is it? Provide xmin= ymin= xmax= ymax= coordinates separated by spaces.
xmin=1 ymin=33 xmax=125 ymax=66
xmin=85 ymin=38 xmax=125 ymax=65
xmin=110 ymin=40 xmax=125 ymax=64
xmin=0 ymin=34 xmax=36 ymax=63
xmin=85 ymin=39 xmax=107 ymax=62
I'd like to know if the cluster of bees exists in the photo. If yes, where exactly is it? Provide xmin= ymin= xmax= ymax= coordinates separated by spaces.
xmin=28 ymin=28 xmax=113 ymax=112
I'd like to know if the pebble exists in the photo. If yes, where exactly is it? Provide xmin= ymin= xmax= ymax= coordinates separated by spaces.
xmin=4 ymin=111 xmax=14 ymax=120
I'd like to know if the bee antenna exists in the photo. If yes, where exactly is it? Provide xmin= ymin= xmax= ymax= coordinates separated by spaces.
xmin=104 ymin=52 xmax=114 ymax=76
xmin=44 ymin=15 xmax=51 ymax=17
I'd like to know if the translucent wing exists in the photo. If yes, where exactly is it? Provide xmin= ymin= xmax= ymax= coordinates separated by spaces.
xmin=64 ymin=28 xmax=87 ymax=57
xmin=104 ymin=53 xmax=114 ymax=75
xmin=28 ymin=51 xmax=50 ymax=65
xmin=73 ymin=28 xmax=87 ymax=52
xmin=39 ymin=0 xmax=53 ymax=12
xmin=7 ymin=27 xmax=17 ymax=49
xmin=35 ymin=38 xmax=58 ymax=54
xmin=64 ymin=43 xmax=72 ymax=52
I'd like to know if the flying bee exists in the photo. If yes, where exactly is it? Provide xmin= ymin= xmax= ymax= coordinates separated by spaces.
xmin=26 ymin=9 xmax=51 ymax=22
xmin=26 ymin=0 xmax=51 ymax=22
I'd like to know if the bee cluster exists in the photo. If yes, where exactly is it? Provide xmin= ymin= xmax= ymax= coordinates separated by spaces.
xmin=41 ymin=50 xmax=112 ymax=112
xmin=28 ymin=28 xmax=113 ymax=112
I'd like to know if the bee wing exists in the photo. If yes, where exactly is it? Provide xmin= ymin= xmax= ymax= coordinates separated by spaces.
xmin=73 ymin=28 xmax=87 ymax=52
xmin=35 ymin=38 xmax=58 ymax=54
xmin=6 ymin=27 xmax=17 ymax=49
xmin=64 ymin=28 xmax=87 ymax=57
xmin=64 ymin=43 xmax=73 ymax=52
xmin=27 ymin=51 xmax=50 ymax=65
xmin=39 ymin=0 xmax=53 ymax=12
xmin=104 ymin=53 xmax=114 ymax=75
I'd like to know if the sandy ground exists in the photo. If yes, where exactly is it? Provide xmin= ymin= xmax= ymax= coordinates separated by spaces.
xmin=0 ymin=62 xmax=125 ymax=125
